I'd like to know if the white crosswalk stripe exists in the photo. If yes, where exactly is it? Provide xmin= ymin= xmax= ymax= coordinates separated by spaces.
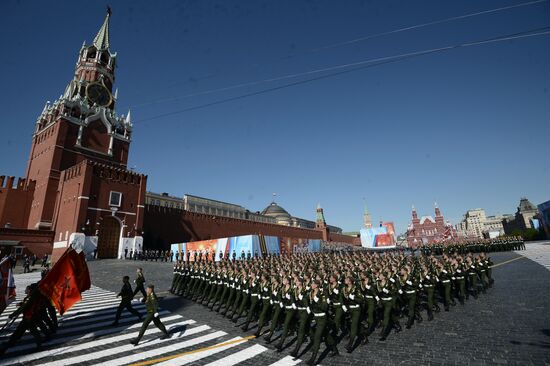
xmin=268 ymin=356 xmax=303 ymax=366
xmin=0 ymin=271 xmax=301 ymax=366
xmin=203 ymin=343 xmax=267 ymax=366
xmin=516 ymin=242 xmax=550 ymax=271
xmin=153 ymin=336 xmax=245 ymax=366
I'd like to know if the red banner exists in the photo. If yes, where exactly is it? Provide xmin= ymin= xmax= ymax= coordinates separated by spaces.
xmin=0 ymin=258 xmax=16 ymax=314
xmin=39 ymin=248 xmax=91 ymax=315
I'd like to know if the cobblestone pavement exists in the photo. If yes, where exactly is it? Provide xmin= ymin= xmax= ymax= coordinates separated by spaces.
xmin=1 ymin=243 xmax=549 ymax=365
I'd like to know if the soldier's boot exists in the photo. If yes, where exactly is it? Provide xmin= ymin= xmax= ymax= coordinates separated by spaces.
xmin=368 ymin=323 xmax=376 ymax=336
xmin=330 ymin=344 xmax=339 ymax=357
xmin=427 ymin=309 xmax=434 ymax=321
xmin=275 ymin=338 xmax=285 ymax=352
xmin=406 ymin=317 xmax=414 ymax=329
xmin=444 ymin=304 xmax=450 ymax=311
xmin=416 ymin=312 xmax=423 ymax=323
xmin=290 ymin=342 xmax=301 ymax=358
xmin=393 ymin=321 xmax=402 ymax=333
xmin=433 ymin=304 xmax=441 ymax=313
xmin=264 ymin=331 xmax=273 ymax=343
xmin=306 ymin=351 xmax=318 ymax=365
xmin=379 ymin=325 xmax=391 ymax=341
xmin=459 ymin=296 xmax=465 ymax=305
xmin=241 ymin=322 xmax=250 ymax=332
xmin=345 ymin=338 xmax=355 ymax=353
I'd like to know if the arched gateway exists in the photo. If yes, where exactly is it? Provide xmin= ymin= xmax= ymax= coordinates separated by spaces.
xmin=97 ymin=216 xmax=121 ymax=258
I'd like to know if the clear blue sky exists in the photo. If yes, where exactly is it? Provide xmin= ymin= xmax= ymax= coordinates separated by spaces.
xmin=1 ymin=0 xmax=549 ymax=233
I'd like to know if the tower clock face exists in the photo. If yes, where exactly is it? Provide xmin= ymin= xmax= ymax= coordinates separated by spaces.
xmin=86 ymin=82 xmax=112 ymax=107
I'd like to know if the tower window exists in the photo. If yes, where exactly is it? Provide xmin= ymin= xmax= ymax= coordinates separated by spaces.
xmin=109 ymin=191 xmax=122 ymax=207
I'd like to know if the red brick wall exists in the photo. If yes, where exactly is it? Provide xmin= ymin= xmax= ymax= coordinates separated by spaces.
xmin=143 ymin=206 xmax=359 ymax=250
xmin=0 ymin=177 xmax=35 ymax=229
xmin=0 ymin=227 xmax=54 ymax=257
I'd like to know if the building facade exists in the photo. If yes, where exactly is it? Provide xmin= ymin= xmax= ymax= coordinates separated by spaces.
xmin=455 ymin=208 xmax=511 ymax=238
xmin=503 ymin=197 xmax=540 ymax=234
xmin=406 ymin=204 xmax=457 ymax=247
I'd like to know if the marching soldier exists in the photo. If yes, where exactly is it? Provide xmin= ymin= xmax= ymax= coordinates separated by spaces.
xmin=305 ymin=280 xmax=338 ymax=365
xmin=133 ymin=268 xmax=147 ymax=302
xmin=130 ymin=285 xmax=170 ymax=345
xmin=113 ymin=276 xmax=142 ymax=325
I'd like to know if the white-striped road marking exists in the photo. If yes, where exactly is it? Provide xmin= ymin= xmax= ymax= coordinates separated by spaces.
xmin=46 ymin=325 xmax=214 ymax=366
xmin=154 ymin=336 xmax=245 ymax=366
xmin=98 ymin=331 xmax=230 ymax=366
xmin=268 ymin=356 xmax=303 ymax=366
xmin=2 ymin=312 xmax=180 ymax=355
xmin=0 ymin=318 xmax=196 ymax=365
xmin=203 ymin=344 xmax=267 ymax=366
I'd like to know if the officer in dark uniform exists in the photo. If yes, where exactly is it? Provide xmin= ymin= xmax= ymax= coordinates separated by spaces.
xmin=113 ymin=276 xmax=142 ymax=325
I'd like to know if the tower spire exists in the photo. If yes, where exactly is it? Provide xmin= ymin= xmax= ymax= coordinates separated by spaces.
xmin=363 ymin=198 xmax=372 ymax=229
xmin=93 ymin=6 xmax=112 ymax=50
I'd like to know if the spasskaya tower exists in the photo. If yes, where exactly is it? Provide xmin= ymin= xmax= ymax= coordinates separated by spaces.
xmin=25 ymin=8 xmax=146 ymax=260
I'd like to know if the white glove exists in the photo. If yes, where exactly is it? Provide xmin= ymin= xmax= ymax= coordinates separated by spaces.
xmin=279 ymin=303 xmax=283 ymax=308
xmin=133 ymin=280 xmax=136 ymax=283
xmin=292 ymin=303 xmax=297 ymax=309
xmin=298 ymin=294 xmax=303 ymax=300
xmin=285 ymin=294 xmax=291 ymax=299
xmin=270 ymin=300 xmax=273 ymax=305
xmin=333 ymin=288 xmax=339 ymax=294
xmin=327 ymin=298 xmax=331 ymax=304
xmin=406 ymin=281 xmax=412 ymax=285
xmin=313 ymin=296 xmax=319 ymax=302
xmin=154 ymin=312 xmax=159 ymax=318
xmin=375 ymin=296 xmax=380 ymax=301
xmin=398 ymin=290 xmax=403 ymax=294
xmin=342 ymin=305 xmax=348 ymax=312
xmin=349 ymin=294 xmax=355 ymax=300
xmin=306 ymin=307 xmax=311 ymax=314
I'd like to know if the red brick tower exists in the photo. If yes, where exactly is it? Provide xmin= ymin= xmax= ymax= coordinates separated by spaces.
xmin=315 ymin=203 xmax=329 ymax=241
xmin=22 ymin=9 xmax=146 ymax=261
xmin=25 ymin=8 xmax=132 ymax=230
xmin=434 ymin=202 xmax=444 ymax=226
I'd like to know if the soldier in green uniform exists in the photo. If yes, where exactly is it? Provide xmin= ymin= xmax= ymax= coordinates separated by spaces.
xmin=342 ymin=275 xmax=363 ymax=352
xmin=264 ymin=276 xmax=283 ymax=343
xmin=290 ymin=278 xmax=309 ymax=357
xmin=131 ymin=285 xmax=170 ymax=345
xmin=275 ymin=276 xmax=295 ymax=352
xmin=133 ymin=267 xmax=146 ymax=303
xmin=327 ymin=274 xmax=344 ymax=337
xmin=305 ymin=280 xmax=338 ymax=365
xmin=360 ymin=273 xmax=378 ymax=336
xmin=254 ymin=273 xmax=272 ymax=337
xmin=242 ymin=272 xmax=260 ymax=331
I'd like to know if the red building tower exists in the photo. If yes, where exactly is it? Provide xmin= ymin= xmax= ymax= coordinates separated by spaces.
xmin=406 ymin=203 xmax=456 ymax=247
xmin=24 ymin=9 xmax=147 ymax=260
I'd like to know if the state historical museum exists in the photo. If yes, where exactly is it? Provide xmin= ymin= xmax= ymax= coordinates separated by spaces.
xmin=0 ymin=11 xmax=358 ymax=261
